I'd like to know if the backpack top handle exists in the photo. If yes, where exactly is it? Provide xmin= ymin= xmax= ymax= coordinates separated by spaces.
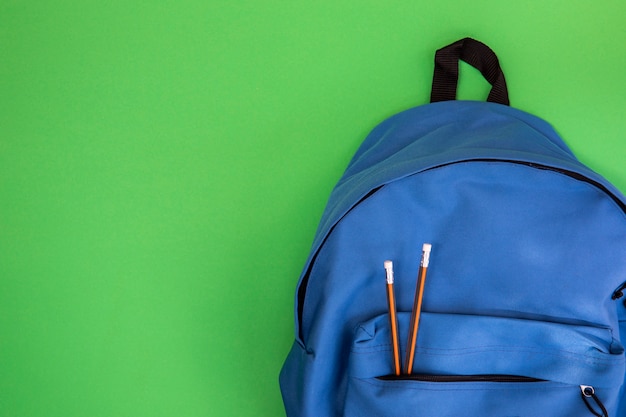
xmin=430 ymin=37 xmax=510 ymax=106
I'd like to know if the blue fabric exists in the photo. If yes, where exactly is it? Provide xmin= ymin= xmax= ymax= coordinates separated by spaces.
xmin=280 ymin=101 xmax=626 ymax=416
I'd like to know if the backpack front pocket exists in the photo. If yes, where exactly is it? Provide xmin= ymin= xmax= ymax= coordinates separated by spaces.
xmin=344 ymin=312 xmax=624 ymax=417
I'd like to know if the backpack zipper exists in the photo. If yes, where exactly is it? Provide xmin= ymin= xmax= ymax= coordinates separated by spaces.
xmin=377 ymin=374 xmax=544 ymax=383
xmin=378 ymin=376 xmax=608 ymax=416
xmin=462 ymin=159 xmax=626 ymax=213
xmin=580 ymin=385 xmax=608 ymax=417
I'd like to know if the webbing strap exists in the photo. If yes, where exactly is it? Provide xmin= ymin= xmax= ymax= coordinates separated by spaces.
xmin=430 ymin=37 xmax=510 ymax=106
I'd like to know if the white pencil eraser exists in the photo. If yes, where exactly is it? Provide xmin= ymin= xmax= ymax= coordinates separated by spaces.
xmin=421 ymin=243 xmax=432 ymax=267
xmin=384 ymin=260 xmax=394 ymax=284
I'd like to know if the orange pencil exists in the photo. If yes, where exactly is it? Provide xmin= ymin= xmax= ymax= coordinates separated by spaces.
xmin=404 ymin=243 xmax=432 ymax=375
xmin=384 ymin=260 xmax=401 ymax=376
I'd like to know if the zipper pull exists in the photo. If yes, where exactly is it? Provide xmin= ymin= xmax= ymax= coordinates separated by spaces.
xmin=612 ymin=282 xmax=626 ymax=308
xmin=580 ymin=386 xmax=608 ymax=417
xmin=611 ymin=282 xmax=626 ymax=300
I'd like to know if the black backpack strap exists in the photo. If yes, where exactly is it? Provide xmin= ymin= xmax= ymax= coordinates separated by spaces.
xmin=430 ymin=37 xmax=510 ymax=106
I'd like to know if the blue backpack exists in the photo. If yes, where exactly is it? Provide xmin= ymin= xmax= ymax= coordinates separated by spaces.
xmin=280 ymin=38 xmax=626 ymax=417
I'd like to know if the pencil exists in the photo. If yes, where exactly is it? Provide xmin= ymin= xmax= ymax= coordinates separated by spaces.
xmin=404 ymin=243 xmax=432 ymax=375
xmin=384 ymin=260 xmax=401 ymax=376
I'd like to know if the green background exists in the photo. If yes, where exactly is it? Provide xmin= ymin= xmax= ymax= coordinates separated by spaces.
xmin=1 ymin=1 xmax=624 ymax=416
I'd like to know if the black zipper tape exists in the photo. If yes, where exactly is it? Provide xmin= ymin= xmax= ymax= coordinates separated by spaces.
xmin=377 ymin=374 xmax=545 ymax=383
